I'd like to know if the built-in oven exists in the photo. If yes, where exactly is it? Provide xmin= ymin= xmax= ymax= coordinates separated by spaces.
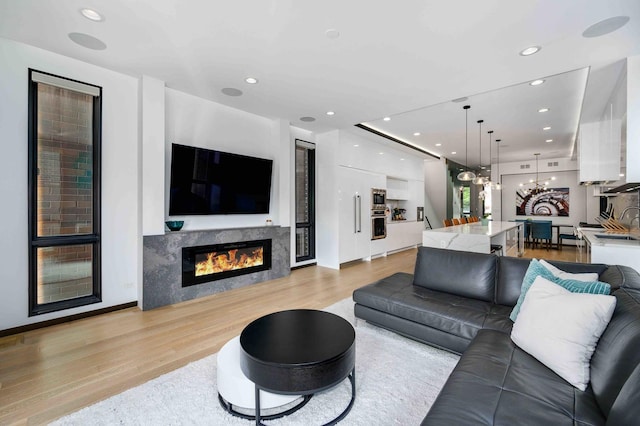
xmin=371 ymin=209 xmax=387 ymax=240
xmin=371 ymin=188 xmax=387 ymax=210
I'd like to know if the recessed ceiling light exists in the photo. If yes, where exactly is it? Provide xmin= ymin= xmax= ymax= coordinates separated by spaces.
xmin=80 ymin=8 xmax=103 ymax=22
xmin=546 ymin=139 xmax=553 ymax=143
xmin=538 ymin=108 xmax=549 ymax=113
xmin=326 ymin=111 xmax=335 ymax=116
xmin=519 ymin=183 xmax=524 ymax=187
xmin=435 ymin=143 xmax=442 ymax=147
xmin=221 ymin=87 xmax=243 ymax=97
xmin=300 ymin=116 xmax=316 ymax=122
xmin=519 ymin=46 xmax=541 ymax=56
xmin=551 ymin=176 xmax=557 ymax=180
xmin=325 ymin=29 xmax=340 ymax=39
xmin=68 ymin=32 xmax=107 ymax=50
xmin=413 ymin=132 xmax=421 ymax=136
xmin=400 ymin=158 xmax=405 ymax=161
xmin=543 ymin=126 xmax=551 ymax=130
xmin=383 ymin=117 xmax=391 ymax=121
xmin=530 ymin=79 xmax=545 ymax=86
xmin=353 ymin=144 xmax=359 ymax=147
xmin=379 ymin=152 xmax=384 ymax=155
xmin=451 ymin=151 xmax=457 ymax=155
xmin=529 ymin=179 xmax=534 ymax=183
xmin=245 ymin=77 xmax=258 ymax=84
xmin=583 ymin=16 xmax=630 ymax=38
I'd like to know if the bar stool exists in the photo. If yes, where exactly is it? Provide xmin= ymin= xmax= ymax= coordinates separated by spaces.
xmin=490 ymin=244 xmax=503 ymax=256
xmin=443 ymin=219 xmax=453 ymax=227
xmin=452 ymin=218 xmax=460 ymax=225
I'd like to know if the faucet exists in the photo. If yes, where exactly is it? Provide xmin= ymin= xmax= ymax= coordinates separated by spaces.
xmin=619 ymin=206 xmax=640 ymax=231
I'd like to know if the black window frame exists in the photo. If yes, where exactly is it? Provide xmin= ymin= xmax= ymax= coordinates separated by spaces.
xmin=28 ymin=69 xmax=102 ymax=316
xmin=294 ymin=139 xmax=316 ymax=263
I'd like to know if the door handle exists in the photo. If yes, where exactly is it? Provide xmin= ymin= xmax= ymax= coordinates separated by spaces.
xmin=357 ymin=195 xmax=362 ymax=233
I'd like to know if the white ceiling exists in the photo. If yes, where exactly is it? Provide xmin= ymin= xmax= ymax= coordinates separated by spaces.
xmin=1 ymin=0 xmax=639 ymax=166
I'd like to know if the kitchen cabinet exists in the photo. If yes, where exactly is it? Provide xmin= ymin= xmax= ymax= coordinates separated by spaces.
xmin=338 ymin=166 xmax=385 ymax=263
xmin=386 ymin=220 xmax=423 ymax=252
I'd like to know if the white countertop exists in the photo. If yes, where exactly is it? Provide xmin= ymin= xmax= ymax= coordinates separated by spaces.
xmin=577 ymin=228 xmax=640 ymax=248
xmin=425 ymin=221 xmax=521 ymax=237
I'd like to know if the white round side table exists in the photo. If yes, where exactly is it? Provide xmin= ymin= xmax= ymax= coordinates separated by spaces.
xmin=217 ymin=335 xmax=304 ymax=420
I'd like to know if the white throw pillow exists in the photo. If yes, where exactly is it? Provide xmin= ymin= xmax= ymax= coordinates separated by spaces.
xmin=539 ymin=259 xmax=599 ymax=282
xmin=510 ymin=276 xmax=616 ymax=391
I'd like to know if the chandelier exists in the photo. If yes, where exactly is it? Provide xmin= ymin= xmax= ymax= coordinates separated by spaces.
xmin=520 ymin=153 xmax=549 ymax=195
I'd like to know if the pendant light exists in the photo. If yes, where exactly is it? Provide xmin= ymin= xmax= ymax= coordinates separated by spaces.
xmin=457 ymin=105 xmax=476 ymax=181
xmin=473 ymin=119 xmax=489 ymax=185
xmin=494 ymin=138 xmax=502 ymax=190
xmin=486 ymin=129 xmax=493 ymax=185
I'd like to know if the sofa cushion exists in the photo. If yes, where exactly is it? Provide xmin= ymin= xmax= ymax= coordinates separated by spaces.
xmin=413 ymin=247 xmax=497 ymax=302
xmin=422 ymin=329 xmax=606 ymax=426
xmin=510 ymin=277 xmax=616 ymax=391
xmin=353 ymin=272 xmax=512 ymax=353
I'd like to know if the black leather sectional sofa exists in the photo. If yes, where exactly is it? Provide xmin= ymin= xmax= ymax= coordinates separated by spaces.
xmin=352 ymin=247 xmax=640 ymax=425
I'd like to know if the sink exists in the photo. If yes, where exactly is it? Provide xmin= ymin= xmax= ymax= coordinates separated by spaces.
xmin=594 ymin=234 xmax=638 ymax=241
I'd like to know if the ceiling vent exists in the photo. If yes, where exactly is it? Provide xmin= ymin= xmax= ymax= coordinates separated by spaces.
xmin=547 ymin=161 xmax=559 ymax=167
xmin=520 ymin=164 xmax=531 ymax=169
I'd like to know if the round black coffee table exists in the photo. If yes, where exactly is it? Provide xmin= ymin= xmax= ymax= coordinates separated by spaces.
xmin=239 ymin=309 xmax=356 ymax=426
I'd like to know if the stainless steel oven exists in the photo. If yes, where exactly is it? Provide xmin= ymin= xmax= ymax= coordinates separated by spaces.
xmin=371 ymin=188 xmax=386 ymax=210
xmin=371 ymin=209 xmax=387 ymax=240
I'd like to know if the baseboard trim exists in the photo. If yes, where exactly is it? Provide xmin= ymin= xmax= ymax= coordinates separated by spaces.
xmin=0 ymin=301 xmax=138 ymax=337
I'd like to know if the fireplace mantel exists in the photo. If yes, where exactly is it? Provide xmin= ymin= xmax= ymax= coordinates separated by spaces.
xmin=143 ymin=226 xmax=290 ymax=310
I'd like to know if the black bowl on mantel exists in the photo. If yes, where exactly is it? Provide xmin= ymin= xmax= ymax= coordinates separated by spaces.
xmin=165 ymin=220 xmax=184 ymax=231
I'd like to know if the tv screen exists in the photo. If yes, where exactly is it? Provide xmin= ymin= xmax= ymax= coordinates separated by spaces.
xmin=169 ymin=143 xmax=273 ymax=215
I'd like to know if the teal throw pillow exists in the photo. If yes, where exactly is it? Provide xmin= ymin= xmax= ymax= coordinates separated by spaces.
xmin=509 ymin=259 xmax=611 ymax=322
xmin=510 ymin=259 xmax=556 ymax=321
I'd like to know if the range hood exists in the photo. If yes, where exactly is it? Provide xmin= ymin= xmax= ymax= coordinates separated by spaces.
xmin=603 ymin=182 xmax=640 ymax=194
xmin=577 ymin=121 xmax=622 ymax=186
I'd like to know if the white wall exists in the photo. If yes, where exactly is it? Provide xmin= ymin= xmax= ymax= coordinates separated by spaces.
xmin=0 ymin=38 xmax=139 ymax=330
xmin=424 ymin=158 xmax=448 ymax=228
xmin=141 ymin=76 xmax=166 ymax=236
xmin=163 ymin=89 xmax=288 ymax=231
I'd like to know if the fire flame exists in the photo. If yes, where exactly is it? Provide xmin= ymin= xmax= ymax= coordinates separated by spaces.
xmin=195 ymin=247 xmax=264 ymax=277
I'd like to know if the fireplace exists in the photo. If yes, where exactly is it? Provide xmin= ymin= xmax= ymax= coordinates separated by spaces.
xmin=182 ymin=239 xmax=272 ymax=287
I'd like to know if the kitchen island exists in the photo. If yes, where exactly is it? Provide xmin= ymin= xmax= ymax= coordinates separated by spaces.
xmin=576 ymin=228 xmax=640 ymax=273
xmin=423 ymin=221 xmax=525 ymax=256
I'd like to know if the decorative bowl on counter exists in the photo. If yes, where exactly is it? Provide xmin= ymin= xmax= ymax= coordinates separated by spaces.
xmin=165 ymin=220 xmax=184 ymax=231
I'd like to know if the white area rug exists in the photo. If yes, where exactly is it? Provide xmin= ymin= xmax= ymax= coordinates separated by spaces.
xmin=50 ymin=298 xmax=459 ymax=425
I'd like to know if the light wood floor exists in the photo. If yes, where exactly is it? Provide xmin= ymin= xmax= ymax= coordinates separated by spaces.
xmin=0 ymin=245 xmax=582 ymax=425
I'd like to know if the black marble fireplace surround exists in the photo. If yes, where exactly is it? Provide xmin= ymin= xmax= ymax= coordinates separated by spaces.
xmin=143 ymin=226 xmax=290 ymax=310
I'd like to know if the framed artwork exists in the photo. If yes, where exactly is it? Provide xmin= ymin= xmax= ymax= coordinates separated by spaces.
xmin=516 ymin=187 xmax=570 ymax=216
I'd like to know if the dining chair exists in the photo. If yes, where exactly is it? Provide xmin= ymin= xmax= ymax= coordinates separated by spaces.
xmin=452 ymin=218 xmax=460 ymax=225
xmin=459 ymin=217 xmax=468 ymax=224
xmin=530 ymin=220 xmax=553 ymax=250
xmin=443 ymin=219 xmax=453 ymax=227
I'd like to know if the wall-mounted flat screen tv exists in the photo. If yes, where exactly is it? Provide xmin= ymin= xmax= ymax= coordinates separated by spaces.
xmin=169 ymin=143 xmax=273 ymax=215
